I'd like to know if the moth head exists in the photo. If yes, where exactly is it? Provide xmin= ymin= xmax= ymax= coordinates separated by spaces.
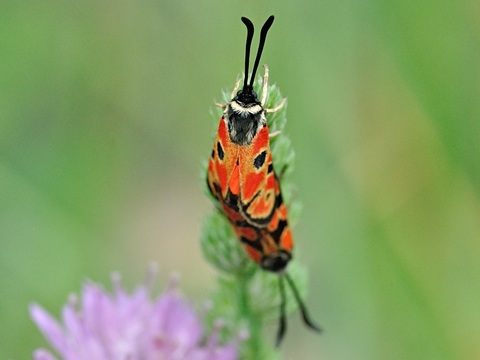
xmin=234 ymin=85 xmax=259 ymax=106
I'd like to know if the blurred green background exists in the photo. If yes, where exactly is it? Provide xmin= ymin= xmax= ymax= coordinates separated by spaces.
xmin=1 ymin=0 xmax=479 ymax=359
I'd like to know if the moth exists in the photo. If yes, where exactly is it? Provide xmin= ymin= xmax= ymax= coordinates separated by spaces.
xmin=207 ymin=15 xmax=321 ymax=346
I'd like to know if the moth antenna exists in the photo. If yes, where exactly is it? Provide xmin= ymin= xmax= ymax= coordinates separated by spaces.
xmin=249 ymin=15 xmax=275 ymax=88
xmin=285 ymin=273 xmax=322 ymax=333
xmin=276 ymin=276 xmax=287 ymax=347
xmin=241 ymin=17 xmax=254 ymax=91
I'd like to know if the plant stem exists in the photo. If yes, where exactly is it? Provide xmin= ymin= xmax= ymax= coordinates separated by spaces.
xmin=236 ymin=270 xmax=263 ymax=359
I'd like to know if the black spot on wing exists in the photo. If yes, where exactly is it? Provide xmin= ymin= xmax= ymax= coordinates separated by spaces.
xmin=217 ymin=141 xmax=224 ymax=160
xmin=254 ymin=150 xmax=267 ymax=170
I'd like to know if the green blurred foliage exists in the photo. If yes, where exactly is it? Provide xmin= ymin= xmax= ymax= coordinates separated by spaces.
xmin=1 ymin=0 xmax=479 ymax=359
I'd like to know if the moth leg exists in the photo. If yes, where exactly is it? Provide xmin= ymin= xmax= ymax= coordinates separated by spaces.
xmin=262 ymin=64 xmax=286 ymax=113
xmin=269 ymin=130 xmax=281 ymax=138
xmin=266 ymin=97 xmax=286 ymax=114
xmin=215 ymin=78 xmax=242 ymax=109
xmin=261 ymin=64 xmax=270 ymax=106
xmin=231 ymin=77 xmax=242 ymax=98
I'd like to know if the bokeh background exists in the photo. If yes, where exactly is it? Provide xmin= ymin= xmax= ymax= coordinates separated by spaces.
xmin=1 ymin=0 xmax=479 ymax=359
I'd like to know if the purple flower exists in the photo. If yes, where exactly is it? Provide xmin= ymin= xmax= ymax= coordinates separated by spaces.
xmin=30 ymin=266 xmax=238 ymax=360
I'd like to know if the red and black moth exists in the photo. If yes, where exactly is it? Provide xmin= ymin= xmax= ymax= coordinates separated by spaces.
xmin=207 ymin=15 xmax=321 ymax=346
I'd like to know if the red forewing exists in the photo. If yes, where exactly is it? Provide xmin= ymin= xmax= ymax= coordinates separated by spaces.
xmin=208 ymin=120 xmax=276 ymax=229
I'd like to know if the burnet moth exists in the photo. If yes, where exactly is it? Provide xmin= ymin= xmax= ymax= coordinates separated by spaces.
xmin=207 ymin=15 xmax=321 ymax=346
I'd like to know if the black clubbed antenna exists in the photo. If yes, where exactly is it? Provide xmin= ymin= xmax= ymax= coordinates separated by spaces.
xmin=249 ymin=15 xmax=274 ymax=87
xmin=241 ymin=17 xmax=254 ymax=91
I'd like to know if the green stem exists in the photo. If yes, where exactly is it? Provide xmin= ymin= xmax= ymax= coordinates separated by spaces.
xmin=236 ymin=270 xmax=263 ymax=359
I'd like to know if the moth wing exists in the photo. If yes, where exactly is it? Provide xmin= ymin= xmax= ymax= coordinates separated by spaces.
xmin=207 ymin=118 xmax=240 ymax=204
xmin=266 ymin=175 xmax=293 ymax=253
xmin=233 ymin=175 xmax=294 ymax=267
xmin=238 ymin=125 xmax=276 ymax=227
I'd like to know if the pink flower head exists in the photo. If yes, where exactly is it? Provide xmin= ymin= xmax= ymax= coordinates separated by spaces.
xmin=30 ymin=267 xmax=238 ymax=360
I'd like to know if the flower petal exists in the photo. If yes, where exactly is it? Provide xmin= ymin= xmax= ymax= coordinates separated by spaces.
xmin=29 ymin=304 xmax=67 ymax=355
xmin=30 ymin=270 xmax=239 ymax=360
xmin=32 ymin=348 xmax=58 ymax=360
